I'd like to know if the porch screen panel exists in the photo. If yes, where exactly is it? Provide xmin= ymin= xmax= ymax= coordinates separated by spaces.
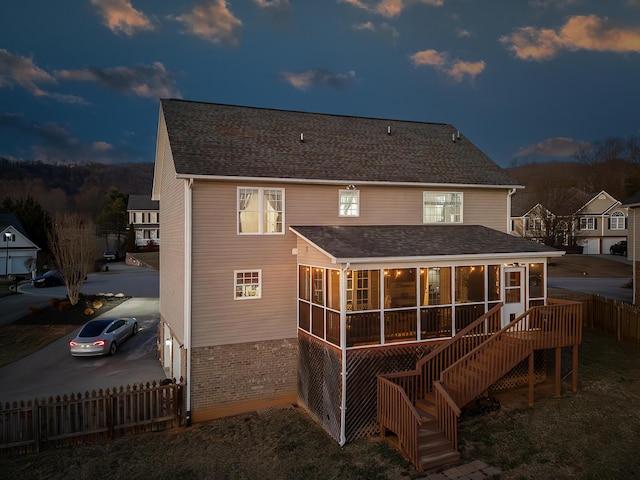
xmin=420 ymin=307 xmax=452 ymax=339
xmin=384 ymin=310 xmax=417 ymax=343
xmin=529 ymin=263 xmax=544 ymax=299
xmin=346 ymin=270 xmax=380 ymax=312
xmin=346 ymin=312 xmax=381 ymax=347
xmin=455 ymin=266 xmax=485 ymax=304
xmin=384 ymin=268 xmax=416 ymax=309
xmin=488 ymin=265 xmax=500 ymax=301
xmin=299 ymin=266 xmax=310 ymax=301
xmin=454 ymin=304 xmax=485 ymax=331
xmin=326 ymin=269 xmax=340 ymax=310
xmin=312 ymin=305 xmax=324 ymax=337
xmin=326 ymin=310 xmax=340 ymax=346
xmin=299 ymin=300 xmax=310 ymax=331
xmin=312 ymin=267 xmax=324 ymax=306
xmin=420 ymin=267 xmax=451 ymax=306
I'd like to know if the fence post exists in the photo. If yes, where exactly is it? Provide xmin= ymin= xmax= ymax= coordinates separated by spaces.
xmin=106 ymin=390 xmax=113 ymax=440
xmin=617 ymin=305 xmax=622 ymax=342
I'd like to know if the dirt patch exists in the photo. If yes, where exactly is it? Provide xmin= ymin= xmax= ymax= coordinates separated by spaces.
xmin=0 ymin=293 xmax=130 ymax=368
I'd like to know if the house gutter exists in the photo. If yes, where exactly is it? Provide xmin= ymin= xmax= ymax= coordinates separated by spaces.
xmin=507 ymin=188 xmax=516 ymax=233
xmin=184 ymin=177 xmax=193 ymax=425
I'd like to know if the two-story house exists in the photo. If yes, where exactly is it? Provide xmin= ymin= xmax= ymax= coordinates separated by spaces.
xmin=152 ymin=99 xmax=581 ymax=470
xmin=510 ymin=192 xmax=553 ymax=244
xmin=1 ymin=212 xmax=40 ymax=278
xmin=574 ymin=190 xmax=628 ymax=255
xmin=127 ymin=195 xmax=159 ymax=247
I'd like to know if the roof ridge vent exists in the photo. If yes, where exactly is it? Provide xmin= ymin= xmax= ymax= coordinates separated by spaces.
xmin=387 ymin=125 xmax=391 ymax=135
xmin=452 ymin=133 xmax=456 ymax=142
xmin=300 ymin=133 xmax=304 ymax=142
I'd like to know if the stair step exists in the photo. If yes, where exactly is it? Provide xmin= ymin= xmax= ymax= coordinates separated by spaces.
xmin=416 ymin=398 xmax=436 ymax=417
xmin=418 ymin=435 xmax=452 ymax=453
xmin=419 ymin=449 xmax=461 ymax=471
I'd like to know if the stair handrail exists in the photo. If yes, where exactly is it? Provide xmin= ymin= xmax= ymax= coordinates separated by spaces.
xmin=433 ymin=380 xmax=461 ymax=450
xmin=377 ymin=376 xmax=423 ymax=468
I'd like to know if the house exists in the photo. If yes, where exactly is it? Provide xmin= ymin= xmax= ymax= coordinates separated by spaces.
xmin=574 ymin=190 xmax=628 ymax=255
xmin=152 ymin=99 xmax=582 ymax=470
xmin=510 ymin=192 xmax=554 ymax=243
xmin=622 ymin=191 xmax=640 ymax=304
xmin=0 ymin=212 xmax=40 ymax=278
xmin=127 ymin=195 xmax=159 ymax=247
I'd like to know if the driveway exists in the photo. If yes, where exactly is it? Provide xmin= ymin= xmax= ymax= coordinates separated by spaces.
xmin=0 ymin=262 xmax=166 ymax=403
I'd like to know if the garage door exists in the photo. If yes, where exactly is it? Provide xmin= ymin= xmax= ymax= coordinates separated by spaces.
xmin=581 ymin=238 xmax=600 ymax=255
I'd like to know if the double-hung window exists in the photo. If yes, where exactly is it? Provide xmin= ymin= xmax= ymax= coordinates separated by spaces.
xmin=423 ymin=192 xmax=462 ymax=223
xmin=579 ymin=217 xmax=595 ymax=230
xmin=339 ymin=189 xmax=359 ymax=217
xmin=238 ymin=187 xmax=284 ymax=234
xmin=610 ymin=211 xmax=625 ymax=230
xmin=235 ymin=270 xmax=261 ymax=299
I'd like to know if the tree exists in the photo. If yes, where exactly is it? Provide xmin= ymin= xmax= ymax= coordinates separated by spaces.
xmin=97 ymin=188 xmax=129 ymax=249
xmin=1 ymin=195 xmax=53 ymax=254
xmin=48 ymin=212 xmax=98 ymax=305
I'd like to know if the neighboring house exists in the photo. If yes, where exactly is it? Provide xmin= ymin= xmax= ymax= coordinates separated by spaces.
xmin=622 ymin=191 xmax=640 ymax=304
xmin=127 ymin=195 xmax=160 ymax=247
xmin=152 ymin=99 xmax=579 ymax=469
xmin=510 ymin=192 xmax=554 ymax=243
xmin=0 ymin=213 xmax=40 ymax=277
xmin=574 ymin=190 xmax=628 ymax=255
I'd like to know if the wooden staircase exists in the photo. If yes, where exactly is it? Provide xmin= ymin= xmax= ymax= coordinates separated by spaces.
xmin=377 ymin=299 xmax=583 ymax=471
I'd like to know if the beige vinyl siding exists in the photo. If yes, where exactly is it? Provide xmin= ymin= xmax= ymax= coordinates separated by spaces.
xmin=296 ymin=239 xmax=336 ymax=267
xmin=157 ymin=116 xmax=186 ymax=343
xmin=189 ymin=181 xmax=512 ymax=347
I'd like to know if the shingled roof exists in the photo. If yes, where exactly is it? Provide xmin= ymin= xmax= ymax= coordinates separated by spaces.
xmin=290 ymin=225 xmax=561 ymax=262
xmin=127 ymin=194 xmax=159 ymax=211
xmin=160 ymin=99 xmax=520 ymax=187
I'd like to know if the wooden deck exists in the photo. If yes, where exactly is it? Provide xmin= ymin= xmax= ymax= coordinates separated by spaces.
xmin=377 ymin=299 xmax=583 ymax=471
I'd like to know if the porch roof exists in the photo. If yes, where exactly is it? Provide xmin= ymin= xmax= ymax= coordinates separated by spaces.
xmin=290 ymin=225 xmax=563 ymax=263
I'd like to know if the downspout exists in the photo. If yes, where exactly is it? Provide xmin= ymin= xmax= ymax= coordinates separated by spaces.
xmin=184 ymin=178 xmax=193 ymax=425
xmin=339 ymin=261 xmax=350 ymax=445
xmin=507 ymin=188 xmax=516 ymax=233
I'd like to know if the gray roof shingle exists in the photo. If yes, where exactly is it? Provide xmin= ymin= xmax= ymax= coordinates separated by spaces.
xmin=160 ymin=99 xmax=519 ymax=187
xmin=127 ymin=195 xmax=159 ymax=211
xmin=290 ymin=225 xmax=560 ymax=261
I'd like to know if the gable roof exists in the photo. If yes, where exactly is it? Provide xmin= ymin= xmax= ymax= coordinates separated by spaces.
xmin=290 ymin=225 xmax=561 ymax=263
xmin=127 ymin=195 xmax=159 ymax=211
xmin=159 ymin=99 xmax=520 ymax=188
xmin=0 ymin=212 xmax=27 ymax=237
xmin=623 ymin=190 xmax=640 ymax=208
xmin=510 ymin=192 xmax=542 ymax=217
xmin=576 ymin=190 xmax=622 ymax=215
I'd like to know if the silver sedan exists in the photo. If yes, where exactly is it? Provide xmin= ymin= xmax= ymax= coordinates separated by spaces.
xmin=69 ymin=317 xmax=138 ymax=357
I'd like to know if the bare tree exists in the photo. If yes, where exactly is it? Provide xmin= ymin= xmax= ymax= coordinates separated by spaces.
xmin=48 ymin=212 xmax=98 ymax=305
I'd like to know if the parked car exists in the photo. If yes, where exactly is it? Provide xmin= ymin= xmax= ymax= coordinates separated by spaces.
xmin=69 ymin=317 xmax=138 ymax=357
xmin=31 ymin=270 xmax=64 ymax=288
xmin=610 ymin=241 xmax=627 ymax=256
xmin=103 ymin=250 xmax=119 ymax=261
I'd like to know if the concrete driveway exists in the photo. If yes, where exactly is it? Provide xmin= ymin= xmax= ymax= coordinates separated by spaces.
xmin=0 ymin=262 xmax=166 ymax=404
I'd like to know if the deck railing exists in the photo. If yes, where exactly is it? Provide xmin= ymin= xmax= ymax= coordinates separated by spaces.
xmin=378 ymin=298 xmax=582 ymax=469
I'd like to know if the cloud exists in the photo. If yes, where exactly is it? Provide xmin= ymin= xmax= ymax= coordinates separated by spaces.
xmin=0 ymin=49 xmax=86 ymax=104
xmin=513 ymin=137 xmax=590 ymax=159
xmin=281 ymin=69 xmax=357 ymax=90
xmin=0 ymin=113 xmax=136 ymax=164
xmin=254 ymin=0 xmax=293 ymax=26
xmin=56 ymin=62 xmax=181 ymax=99
xmin=352 ymin=21 xmax=399 ymax=43
xmin=174 ymin=1 xmax=242 ymax=46
xmin=456 ymin=28 xmax=472 ymax=38
xmin=90 ymin=0 xmax=153 ymax=36
xmin=339 ymin=0 xmax=443 ymax=18
xmin=501 ymin=15 xmax=640 ymax=61
xmin=528 ymin=0 xmax=582 ymax=9
xmin=410 ymin=49 xmax=485 ymax=82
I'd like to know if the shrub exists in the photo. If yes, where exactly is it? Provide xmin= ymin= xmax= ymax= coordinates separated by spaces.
xmin=58 ymin=301 xmax=72 ymax=312
xmin=84 ymin=308 xmax=95 ymax=316
xmin=92 ymin=299 xmax=103 ymax=309
xmin=49 ymin=298 xmax=61 ymax=308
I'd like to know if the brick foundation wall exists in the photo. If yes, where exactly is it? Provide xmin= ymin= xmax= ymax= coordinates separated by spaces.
xmin=190 ymin=338 xmax=298 ymax=422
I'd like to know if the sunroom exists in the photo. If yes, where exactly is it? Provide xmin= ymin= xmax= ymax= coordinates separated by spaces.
xmin=290 ymin=224 xmax=565 ymax=444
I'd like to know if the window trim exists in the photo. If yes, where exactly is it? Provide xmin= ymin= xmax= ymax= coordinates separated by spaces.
xmin=234 ymin=269 xmax=262 ymax=300
xmin=579 ymin=217 xmax=595 ymax=231
xmin=339 ymin=189 xmax=360 ymax=217
xmin=237 ymin=187 xmax=285 ymax=235
xmin=423 ymin=191 xmax=463 ymax=224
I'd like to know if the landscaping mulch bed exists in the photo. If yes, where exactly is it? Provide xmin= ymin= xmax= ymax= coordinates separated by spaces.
xmin=0 ymin=293 xmax=130 ymax=368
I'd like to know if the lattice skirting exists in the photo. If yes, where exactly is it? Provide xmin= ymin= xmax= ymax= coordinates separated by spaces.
xmin=297 ymin=336 xmax=342 ymax=442
xmin=490 ymin=350 xmax=547 ymax=391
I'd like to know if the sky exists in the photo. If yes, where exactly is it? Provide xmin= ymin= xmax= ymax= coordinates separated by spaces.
xmin=1 ymin=0 xmax=639 ymax=168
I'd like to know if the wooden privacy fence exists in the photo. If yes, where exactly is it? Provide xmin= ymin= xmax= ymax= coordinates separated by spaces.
xmin=553 ymin=292 xmax=640 ymax=343
xmin=0 ymin=380 xmax=183 ymax=455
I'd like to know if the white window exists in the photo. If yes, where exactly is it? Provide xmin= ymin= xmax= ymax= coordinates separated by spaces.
xmin=527 ymin=217 xmax=542 ymax=231
xmin=235 ymin=270 xmax=262 ymax=299
xmin=610 ymin=211 xmax=625 ymax=230
xmin=237 ymin=187 xmax=284 ymax=234
xmin=423 ymin=192 xmax=462 ymax=223
xmin=580 ymin=217 xmax=595 ymax=230
xmin=339 ymin=189 xmax=359 ymax=217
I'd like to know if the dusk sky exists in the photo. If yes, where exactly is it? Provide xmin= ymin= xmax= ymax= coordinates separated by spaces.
xmin=1 ymin=0 xmax=639 ymax=168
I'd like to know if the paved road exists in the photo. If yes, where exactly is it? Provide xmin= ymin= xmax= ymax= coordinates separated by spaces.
xmin=0 ymin=262 xmax=165 ymax=404
xmin=548 ymin=277 xmax=633 ymax=303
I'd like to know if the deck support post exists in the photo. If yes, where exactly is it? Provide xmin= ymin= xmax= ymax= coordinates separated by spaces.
xmin=554 ymin=346 xmax=562 ymax=397
xmin=572 ymin=344 xmax=579 ymax=393
xmin=528 ymin=352 xmax=534 ymax=406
